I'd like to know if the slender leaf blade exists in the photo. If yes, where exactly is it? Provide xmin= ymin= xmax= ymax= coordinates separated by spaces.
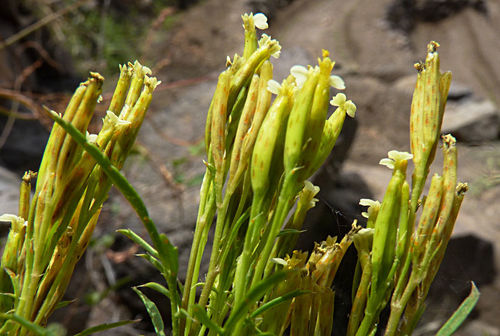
xmin=436 ymin=282 xmax=480 ymax=336
xmin=73 ymin=319 xmax=139 ymax=336
xmin=132 ymin=287 xmax=166 ymax=336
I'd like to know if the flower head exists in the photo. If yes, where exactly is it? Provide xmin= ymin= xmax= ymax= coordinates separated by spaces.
xmin=258 ymin=34 xmax=281 ymax=58
xmin=330 ymin=93 xmax=356 ymax=118
xmin=253 ymin=13 xmax=268 ymax=29
xmin=359 ymin=198 xmax=381 ymax=218
xmin=379 ymin=150 xmax=413 ymax=170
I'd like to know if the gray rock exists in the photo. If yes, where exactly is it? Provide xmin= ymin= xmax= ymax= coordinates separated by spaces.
xmin=442 ymin=99 xmax=499 ymax=143
xmin=0 ymin=166 xmax=20 ymax=216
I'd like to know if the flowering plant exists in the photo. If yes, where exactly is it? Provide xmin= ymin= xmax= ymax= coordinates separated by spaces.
xmin=0 ymin=12 xmax=479 ymax=336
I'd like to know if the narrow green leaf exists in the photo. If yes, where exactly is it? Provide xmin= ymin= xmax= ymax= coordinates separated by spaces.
xmin=277 ymin=228 xmax=306 ymax=237
xmin=132 ymin=287 xmax=166 ymax=336
xmin=73 ymin=319 xmax=139 ymax=336
xmin=0 ymin=313 xmax=55 ymax=335
xmin=223 ymin=271 xmax=289 ymax=333
xmin=250 ymin=289 xmax=309 ymax=318
xmin=192 ymin=304 xmax=224 ymax=335
xmin=117 ymin=229 xmax=158 ymax=258
xmin=160 ymin=233 xmax=179 ymax=275
xmin=136 ymin=253 xmax=162 ymax=272
xmin=53 ymin=299 xmax=77 ymax=311
xmin=436 ymin=282 xmax=480 ymax=336
xmin=138 ymin=282 xmax=170 ymax=299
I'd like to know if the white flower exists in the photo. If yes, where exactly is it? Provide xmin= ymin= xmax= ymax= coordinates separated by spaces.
xmin=258 ymin=34 xmax=281 ymax=59
xmin=86 ymin=131 xmax=98 ymax=144
xmin=271 ymin=258 xmax=288 ymax=266
xmin=290 ymin=65 xmax=308 ymax=88
xmin=267 ymin=79 xmax=281 ymax=95
xmin=379 ymin=150 xmax=413 ymax=169
xmin=329 ymin=75 xmax=345 ymax=90
xmin=359 ymin=198 xmax=381 ymax=218
xmin=253 ymin=13 xmax=268 ymax=30
xmin=106 ymin=111 xmax=131 ymax=127
xmin=330 ymin=93 xmax=356 ymax=118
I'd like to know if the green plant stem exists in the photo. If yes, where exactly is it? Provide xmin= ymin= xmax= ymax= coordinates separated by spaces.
xmin=251 ymin=172 xmax=298 ymax=289
xmin=191 ymin=190 xmax=232 ymax=335
xmin=180 ymin=170 xmax=214 ymax=335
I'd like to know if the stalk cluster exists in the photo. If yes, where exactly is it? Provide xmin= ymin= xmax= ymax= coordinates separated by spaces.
xmin=0 ymin=62 xmax=159 ymax=335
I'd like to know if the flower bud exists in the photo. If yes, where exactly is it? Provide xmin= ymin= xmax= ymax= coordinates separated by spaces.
xmin=284 ymin=67 xmax=319 ymax=174
xmin=251 ymin=79 xmax=293 ymax=197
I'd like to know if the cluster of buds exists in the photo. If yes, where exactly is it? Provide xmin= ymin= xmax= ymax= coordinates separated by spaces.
xmin=263 ymin=225 xmax=360 ymax=336
xmin=348 ymin=43 xmax=468 ymax=336
xmin=0 ymin=61 xmax=159 ymax=334
xmin=181 ymin=12 xmax=356 ymax=336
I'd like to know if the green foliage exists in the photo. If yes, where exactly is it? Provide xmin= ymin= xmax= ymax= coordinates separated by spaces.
xmin=0 ymin=10 xmax=481 ymax=336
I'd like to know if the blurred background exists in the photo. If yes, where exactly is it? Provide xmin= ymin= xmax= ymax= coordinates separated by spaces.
xmin=0 ymin=0 xmax=499 ymax=335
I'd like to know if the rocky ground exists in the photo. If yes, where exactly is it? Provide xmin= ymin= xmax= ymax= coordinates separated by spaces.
xmin=1 ymin=0 xmax=500 ymax=335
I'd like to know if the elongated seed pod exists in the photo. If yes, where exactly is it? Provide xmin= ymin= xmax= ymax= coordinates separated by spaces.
xmin=37 ymin=84 xmax=86 ymax=190
xmin=395 ymin=181 xmax=410 ymax=261
xmin=210 ymin=71 xmax=231 ymax=173
xmin=242 ymin=13 xmax=258 ymax=59
xmin=284 ymin=68 xmax=319 ymax=174
xmin=229 ymin=74 xmax=260 ymax=183
xmin=123 ymin=61 xmax=151 ymax=115
xmin=251 ymin=80 xmax=293 ymax=198
xmin=371 ymin=162 xmax=405 ymax=289
xmin=238 ymin=61 xmax=273 ymax=175
xmin=300 ymin=53 xmax=333 ymax=178
xmin=56 ymin=73 xmax=103 ymax=182
xmin=413 ymin=174 xmax=443 ymax=263
xmin=230 ymin=37 xmax=279 ymax=104
xmin=108 ymin=63 xmax=133 ymax=115
xmin=306 ymin=105 xmax=347 ymax=178
xmin=434 ymin=135 xmax=457 ymax=238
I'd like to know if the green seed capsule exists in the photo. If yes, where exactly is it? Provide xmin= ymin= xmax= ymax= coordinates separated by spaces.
xmin=251 ymin=80 xmax=293 ymax=198
xmin=241 ymin=13 xmax=258 ymax=59
xmin=108 ymin=63 xmax=133 ymax=115
xmin=284 ymin=67 xmax=319 ymax=174
xmin=301 ymin=54 xmax=334 ymax=179
xmin=228 ymin=74 xmax=260 ymax=184
xmin=210 ymin=71 xmax=231 ymax=173
xmin=306 ymin=104 xmax=346 ymax=178
xmin=230 ymin=36 xmax=280 ymax=105
xmin=413 ymin=173 xmax=443 ymax=263
xmin=371 ymin=161 xmax=406 ymax=289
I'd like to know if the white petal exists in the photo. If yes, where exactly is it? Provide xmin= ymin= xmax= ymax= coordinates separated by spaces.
xmin=290 ymin=65 xmax=308 ymax=88
xmin=359 ymin=198 xmax=378 ymax=207
xmin=258 ymin=34 xmax=271 ymax=48
xmin=345 ymin=100 xmax=356 ymax=118
xmin=271 ymin=49 xmax=281 ymax=59
xmin=388 ymin=150 xmax=413 ymax=162
xmin=86 ymin=132 xmax=98 ymax=143
xmin=0 ymin=214 xmax=20 ymax=222
xmin=253 ymin=13 xmax=268 ymax=30
xmin=330 ymin=93 xmax=346 ymax=107
xmin=106 ymin=110 xmax=119 ymax=123
xmin=361 ymin=211 xmax=369 ymax=219
xmin=271 ymin=258 xmax=288 ymax=266
xmin=329 ymin=75 xmax=345 ymax=90
xmin=379 ymin=158 xmax=395 ymax=169
xmin=267 ymin=79 xmax=281 ymax=95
